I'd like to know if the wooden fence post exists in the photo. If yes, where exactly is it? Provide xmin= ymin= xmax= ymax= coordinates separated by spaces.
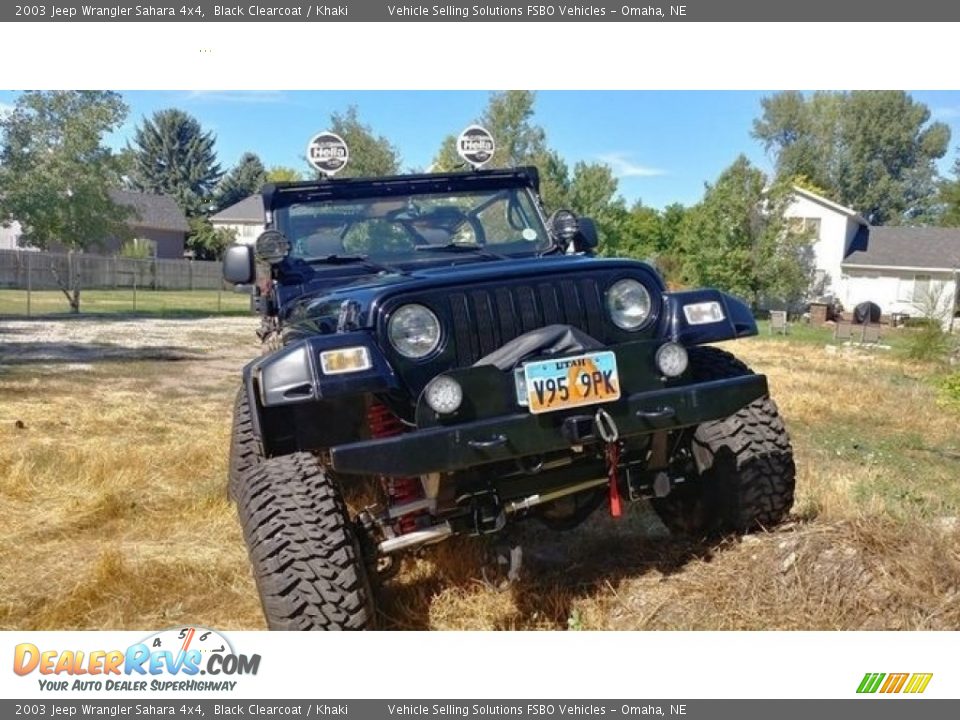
xmin=26 ymin=251 xmax=32 ymax=317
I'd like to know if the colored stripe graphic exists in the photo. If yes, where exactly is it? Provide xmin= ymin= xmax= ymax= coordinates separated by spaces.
xmin=903 ymin=673 xmax=933 ymax=694
xmin=857 ymin=673 xmax=885 ymax=693
xmin=880 ymin=673 xmax=909 ymax=693
xmin=857 ymin=672 xmax=932 ymax=694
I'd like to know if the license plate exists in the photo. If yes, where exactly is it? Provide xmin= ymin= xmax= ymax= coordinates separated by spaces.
xmin=520 ymin=351 xmax=621 ymax=414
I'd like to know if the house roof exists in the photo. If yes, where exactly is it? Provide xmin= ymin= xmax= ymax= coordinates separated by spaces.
xmin=843 ymin=225 xmax=960 ymax=271
xmin=109 ymin=189 xmax=190 ymax=233
xmin=791 ymin=186 xmax=869 ymax=226
xmin=211 ymin=194 xmax=264 ymax=224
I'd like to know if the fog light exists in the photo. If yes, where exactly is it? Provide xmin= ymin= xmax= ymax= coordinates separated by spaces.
xmin=683 ymin=300 xmax=725 ymax=325
xmin=424 ymin=375 xmax=463 ymax=415
xmin=656 ymin=342 xmax=689 ymax=378
xmin=319 ymin=347 xmax=372 ymax=375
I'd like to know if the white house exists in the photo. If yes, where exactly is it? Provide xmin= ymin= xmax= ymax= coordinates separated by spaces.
xmin=0 ymin=220 xmax=24 ymax=250
xmin=784 ymin=187 xmax=960 ymax=324
xmin=210 ymin=195 xmax=264 ymax=245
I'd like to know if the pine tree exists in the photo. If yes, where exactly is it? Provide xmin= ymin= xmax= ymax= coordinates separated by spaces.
xmin=129 ymin=109 xmax=222 ymax=216
xmin=215 ymin=152 xmax=266 ymax=210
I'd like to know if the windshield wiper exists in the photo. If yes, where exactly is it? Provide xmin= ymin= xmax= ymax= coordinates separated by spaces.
xmin=305 ymin=254 xmax=399 ymax=275
xmin=415 ymin=243 xmax=506 ymax=260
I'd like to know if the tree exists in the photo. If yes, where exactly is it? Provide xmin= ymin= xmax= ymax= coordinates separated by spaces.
xmin=937 ymin=155 xmax=960 ymax=227
xmin=215 ymin=152 xmax=266 ymax=210
xmin=753 ymin=91 xmax=950 ymax=224
xmin=129 ymin=108 xmax=223 ymax=217
xmin=186 ymin=216 xmax=236 ymax=260
xmin=316 ymin=106 xmax=400 ymax=178
xmin=265 ymin=166 xmax=304 ymax=183
xmin=676 ymin=156 xmax=814 ymax=309
xmin=431 ymin=91 xmax=635 ymax=252
xmin=0 ymin=91 xmax=131 ymax=312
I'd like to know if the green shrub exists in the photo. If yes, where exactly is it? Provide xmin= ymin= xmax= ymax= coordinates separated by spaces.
xmin=939 ymin=372 xmax=960 ymax=408
xmin=903 ymin=324 xmax=951 ymax=362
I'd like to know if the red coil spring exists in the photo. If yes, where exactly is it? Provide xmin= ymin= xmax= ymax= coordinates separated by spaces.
xmin=367 ymin=402 xmax=422 ymax=534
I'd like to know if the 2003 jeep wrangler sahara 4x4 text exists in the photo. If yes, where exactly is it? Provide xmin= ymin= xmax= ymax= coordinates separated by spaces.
xmin=223 ymin=128 xmax=796 ymax=630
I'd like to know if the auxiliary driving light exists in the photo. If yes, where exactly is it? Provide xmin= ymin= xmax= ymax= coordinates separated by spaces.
xmin=656 ymin=342 xmax=689 ymax=378
xmin=424 ymin=375 xmax=463 ymax=415
xmin=319 ymin=346 xmax=372 ymax=375
xmin=683 ymin=300 xmax=725 ymax=325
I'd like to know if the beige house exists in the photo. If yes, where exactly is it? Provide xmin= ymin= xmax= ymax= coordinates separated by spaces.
xmin=210 ymin=194 xmax=264 ymax=246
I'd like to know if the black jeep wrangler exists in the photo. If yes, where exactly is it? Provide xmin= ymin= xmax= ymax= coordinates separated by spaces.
xmin=223 ymin=137 xmax=795 ymax=630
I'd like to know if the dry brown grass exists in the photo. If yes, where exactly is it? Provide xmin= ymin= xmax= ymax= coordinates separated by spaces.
xmin=1 ymin=319 xmax=958 ymax=630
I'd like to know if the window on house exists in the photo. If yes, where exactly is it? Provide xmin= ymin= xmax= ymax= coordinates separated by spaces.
xmin=913 ymin=274 xmax=931 ymax=303
xmin=789 ymin=217 xmax=821 ymax=238
xmin=897 ymin=276 xmax=914 ymax=302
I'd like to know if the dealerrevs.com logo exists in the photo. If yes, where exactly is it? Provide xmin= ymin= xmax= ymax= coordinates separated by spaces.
xmin=13 ymin=627 xmax=260 ymax=692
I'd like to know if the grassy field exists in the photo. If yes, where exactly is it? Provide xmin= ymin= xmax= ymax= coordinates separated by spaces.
xmin=0 ymin=317 xmax=958 ymax=630
xmin=0 ymin=288 xmax=251 ymax=317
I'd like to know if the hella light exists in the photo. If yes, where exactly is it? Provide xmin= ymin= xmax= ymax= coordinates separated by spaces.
xmin=683 ymin=301 xmax=725 ymax=325
xmin=388 ymin=304 xmax=441 ymax=359
xmin=424 ymin=375 xmax=463 ymax=415
xmin=656 ymin=342 xmax=689 ymax=378
xmin=254 ymin=230 xmax=290 ymax=264
xmin=319 ymin=347 xmax=372 ymax=375
xmin=607 ymin=279 xmax=652 ymax=330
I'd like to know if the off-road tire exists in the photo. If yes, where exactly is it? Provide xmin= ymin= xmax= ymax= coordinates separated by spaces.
xmin=228 ymin=387 xmax=261 ymax=502
xmin=652 ymin=346 xmax=795 ymax=535
xmin=236 ymin=452 xmax=376 ymax=630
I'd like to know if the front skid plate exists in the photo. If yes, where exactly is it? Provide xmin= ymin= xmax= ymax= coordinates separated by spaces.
xmin=329 ymin=374 xmax=767 ymax=478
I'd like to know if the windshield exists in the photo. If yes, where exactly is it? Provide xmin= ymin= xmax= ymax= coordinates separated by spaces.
xmin=275 ymin=187 xmax=552 ymax=262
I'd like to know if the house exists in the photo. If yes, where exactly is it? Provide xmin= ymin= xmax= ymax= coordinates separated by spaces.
xmin=105 ymin=189 xmax=190 ymax=259
xmin=210 ymin=194 xmax=264 ymax=245
xmin=843 ymin=226 xmax=960 ymax=322
xmin=782 ymin=186 xmax=868 ymax=299
xmin=0 ymin=220 xmax=24 ymax=251
xmin=2 ymin=190 xmax=190 ymax=259
xmin=784 ymin=187 xmax=960 ymax=324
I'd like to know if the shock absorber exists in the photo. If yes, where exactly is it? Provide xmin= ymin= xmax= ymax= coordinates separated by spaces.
xmin=367 ymin=402 xmax=425 ymax=534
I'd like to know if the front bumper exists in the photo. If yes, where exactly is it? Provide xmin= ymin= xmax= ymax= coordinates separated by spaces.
xmin=329 ymin=373 xmax=767 ymax=477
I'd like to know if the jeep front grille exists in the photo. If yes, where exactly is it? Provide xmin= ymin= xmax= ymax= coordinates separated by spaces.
xmin=446 ymin=278 xmax=606 ymax=365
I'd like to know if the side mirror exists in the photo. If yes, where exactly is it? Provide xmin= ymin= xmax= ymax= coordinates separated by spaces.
xmin=223 ymin=244 xmax=255 ymax=285
xmin=576 ymin=217 xmax=599 ymax=252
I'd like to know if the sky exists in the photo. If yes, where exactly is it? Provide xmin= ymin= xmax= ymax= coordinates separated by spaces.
xmin=3 ymin=89 xmax=960 ymax=209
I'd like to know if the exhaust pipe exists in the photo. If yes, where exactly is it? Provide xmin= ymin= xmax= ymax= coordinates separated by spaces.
xmin=378 ymin=522 xmax=453 ymax=555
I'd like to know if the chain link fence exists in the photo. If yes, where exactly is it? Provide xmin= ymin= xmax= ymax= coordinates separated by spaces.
xmin=0 ymin=249 xmax=251 ymax=316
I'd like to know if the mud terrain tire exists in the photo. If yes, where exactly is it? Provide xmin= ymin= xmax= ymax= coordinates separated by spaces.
xmin=228 ymin=387 xmax=260 ymax=501
xmin=236 ymin=452 xmax=376 ymax=630
xmin=652 ymin=346 xmax=795 ymax=535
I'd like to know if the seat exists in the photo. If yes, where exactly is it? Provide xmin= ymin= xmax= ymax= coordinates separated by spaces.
xmin=834 ymin=322 xmax=853 ymax=342
xmin=861 ymin=324 xmax=882 ymax=345
xmin=770 ymin=310 xmax=789 ymax=335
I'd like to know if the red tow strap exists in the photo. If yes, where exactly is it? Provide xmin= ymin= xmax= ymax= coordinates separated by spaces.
xmin=605 ymin=442 xmax=622 ymax=518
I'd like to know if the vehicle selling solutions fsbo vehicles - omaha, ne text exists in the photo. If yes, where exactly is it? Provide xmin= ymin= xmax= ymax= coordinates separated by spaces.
xmin=222 ymin=125 xmax=796 ymax=630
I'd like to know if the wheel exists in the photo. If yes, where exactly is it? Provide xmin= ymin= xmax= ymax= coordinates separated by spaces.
xmin=235 ymin=451 xmax=377 ymax=630
xmin=228 ymin=387 xmax=261 ymax=501
xmin=652 ymin=346 xmax=796 ymax=535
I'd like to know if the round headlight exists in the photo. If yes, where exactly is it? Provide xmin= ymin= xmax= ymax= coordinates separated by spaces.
xmin=424 ymin=375 xmax=463 ymax=415
xmin=388 ymin=304 xmax=441 ymax=359
xmin=607 ymin=279 xmax=652 ymax=330
xmin=656 ymin=342 xmax=689 ymax=378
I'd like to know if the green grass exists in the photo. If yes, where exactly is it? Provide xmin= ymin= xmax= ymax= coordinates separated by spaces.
xmin=753 ymin=318 xmax=921 ymax=353
xmin=0 ymin=289 xmax=251 ymax=317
